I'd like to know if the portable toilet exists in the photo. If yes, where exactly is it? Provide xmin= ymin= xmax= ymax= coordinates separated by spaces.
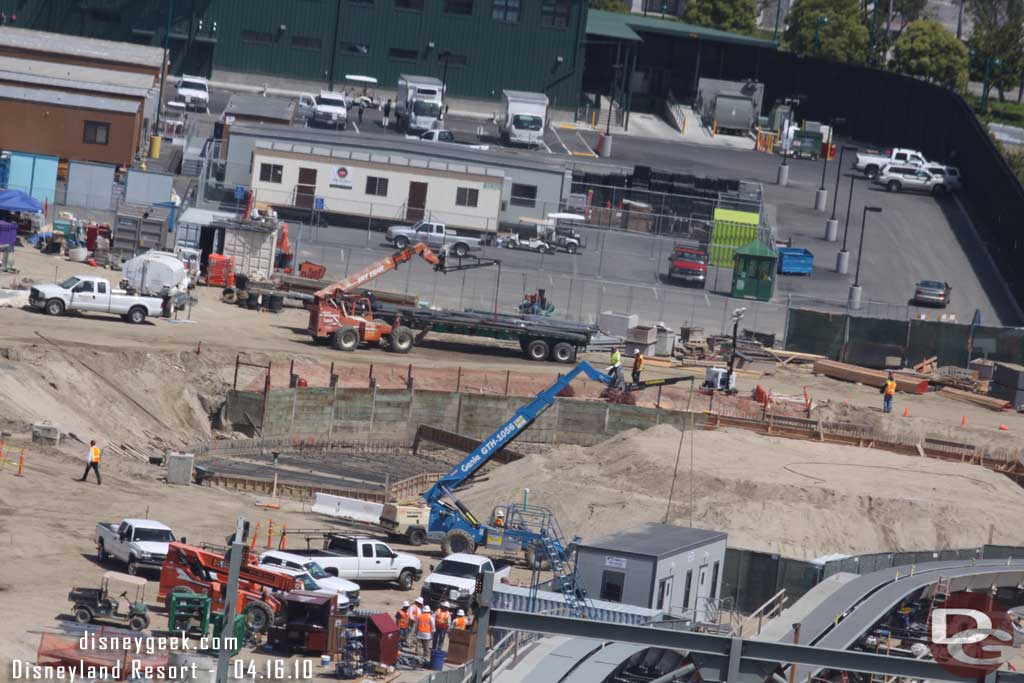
xmin=731 ymin=240 xmax=777 ymax=301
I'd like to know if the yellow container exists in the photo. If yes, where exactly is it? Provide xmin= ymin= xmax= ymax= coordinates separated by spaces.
xmin=149 ymin=135 xmax=162 ymax=159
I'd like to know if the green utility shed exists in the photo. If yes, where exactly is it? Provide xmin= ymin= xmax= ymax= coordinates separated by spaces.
xmin=731 ymin=240 xmax=777 ymax=301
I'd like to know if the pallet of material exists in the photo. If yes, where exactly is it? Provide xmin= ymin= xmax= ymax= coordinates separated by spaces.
xmin=812 ymin=360 xmax=929 ymax=394
xmin=938 ymin=387 xmax=1012 ymax=411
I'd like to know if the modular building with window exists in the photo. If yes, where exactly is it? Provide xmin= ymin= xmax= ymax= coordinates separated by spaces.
xmin=222 ymin=123 xmax=571 ymax=232
xmin=574 ymin=524 xmax=727 ymax=620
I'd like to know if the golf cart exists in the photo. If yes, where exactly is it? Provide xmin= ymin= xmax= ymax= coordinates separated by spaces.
xmin=68 ymin=571 xmax=151 ymax=631
xmin=505 ymin=213 xmax=586 ymax=255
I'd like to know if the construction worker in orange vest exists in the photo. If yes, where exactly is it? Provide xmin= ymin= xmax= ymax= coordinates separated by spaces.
xmin=407 ymin=597 xmax=424 ymax=647
xmin=416 ymin=604 xmax=434 ymax=659
xmin=882 ymin=372 xmax=897 ymax=413
xmin=632 ymin=349 xmax=645 ymax=384
xmin=453 ymin=609 xmax=468 ymax=630
xmin=79 ymin=440 xmax=102 ymax=485
xmin=394 ymin=601 xmax=412 ymax=644
xmin=433 ymin=601 xmax=452 ymax=650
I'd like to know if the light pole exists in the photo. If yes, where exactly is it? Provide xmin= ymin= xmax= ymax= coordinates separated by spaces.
xmin=981 ymin=56 xmax=1001 ymax=114
xmin=815 ymin=117 xmax=843 ymax=213
xmin=726 ymin=307 xmax=746 ymax=391
xmin=813 ymin=16 xmax=829 ymax=56
xmin=848 ymin=206 xmax=882 ymax=310
xmin=836 ymin=170 xmax=858 ymax=273
xmin=439 ymin=51 xmax=452 ymax=119
xmin=825 ymin=144 xmax=856 ymax=241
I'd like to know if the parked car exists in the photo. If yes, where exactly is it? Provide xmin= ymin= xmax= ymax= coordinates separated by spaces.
xmin=304 ymin=90 xmax=348 ymax=130
xmin=29 ymin=276 xmax=165 ymax=323
xmin=95 ymin=519 xmax=176 ymax=576
xmin=913 ymin=280 xmax=952 ymax=307
xmin=420 ymin=553 xmax=512 ymax=611
xmin=385 ymin=221 xmax=482 ymax=258
xmin=855 ymin=148 xmax=929 ymax=179
xmin=873 ymin=165 xmax=952 ymax=196
xmin=667 ymin=244 xmax=708 ymax=287
xmin=276 ymin=536 xmax=421 ymax=590
xmin=925 ymin=164 xmax=962 ymax=192
xmin=411 ymin=129 xmax=456 ymax=143
xmin=175 ymin=75 xmax=209 ymax=112
xmin=257 ymin=550 xmax=359 ymax=608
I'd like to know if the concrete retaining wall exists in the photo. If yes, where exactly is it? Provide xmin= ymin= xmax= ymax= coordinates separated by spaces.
xmin=226 ymin=388 xmax=701 ymax=446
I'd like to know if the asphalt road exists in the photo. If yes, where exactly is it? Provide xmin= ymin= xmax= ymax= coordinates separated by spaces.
xmin=196 ymin=86 xmax=1021 ymax=340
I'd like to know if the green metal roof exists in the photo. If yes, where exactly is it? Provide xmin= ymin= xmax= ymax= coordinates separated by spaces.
xmin=586 ymin=10 xmax=778 ymax=49
xmin=735 ymin=240 xmax=778 ymax=258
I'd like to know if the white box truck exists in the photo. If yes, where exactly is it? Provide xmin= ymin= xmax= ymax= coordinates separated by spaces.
xmin=396 ymin=75 xmax=445 ymax=133
xmin=500 ymin=90 xmax=548 ymax=147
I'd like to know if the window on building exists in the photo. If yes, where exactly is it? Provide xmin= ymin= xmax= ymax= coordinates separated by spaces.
xmin=259 ymin=163 xmax=283 ymax=184
xmin=456 ymin=187 xmax=479 ymax=207
xmin=682 ymin=570 xmax=693 ymax=608
xmin=83 ymin=121 xmax=110 ymax=145
xmin=541 ymin=0 xmax=571 ymax=28
xmin=444 ymin=0 xmax=474 ymax=15
xmin=340 ymin=42 xmax=370 ymax=55
xmin=395 ymin=0 xmax=424 ymax=8
xmin=350 ymin=0 xmax=373 ymax=4
xmin=492 ymin=0 xmax=520 ymax=22
xmin=510 ymin=183 xmax=537 ymax=207
xmin=442 ymin=52 xmax=468 ymax=68
xmin=366 ymin=176 xmax=389 ymax=196
xmin=599 ymin=570 xmax=625 ymax=603
xmin=710 ymin=561 xmax=720 ymax=600
xmin=389 ymin=47 xmax=419 ymax=61
xmin=291 ymin=35 xmax=322 ymax=50
xmin=241 ymin=29 xmax=274 ymax=43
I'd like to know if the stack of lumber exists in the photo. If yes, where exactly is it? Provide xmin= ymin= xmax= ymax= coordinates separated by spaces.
xmin=938 ymin=387 xmax=1011 ymax=411
xmin=931 ymin=366 xmax=987 ymax=393
xmin=812 ymin=360 xmax=929 ymax=394
xmin=913 ymin=356 xmax=938 ymax=374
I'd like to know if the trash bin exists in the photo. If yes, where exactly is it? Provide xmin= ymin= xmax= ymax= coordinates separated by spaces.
xmin=430 ymin=649 xmax=447 ymax=671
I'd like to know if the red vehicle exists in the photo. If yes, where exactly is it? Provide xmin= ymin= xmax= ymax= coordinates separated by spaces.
xmin=667 ymin=245 xmax=708 ymax=288
xmin=158 ymin=542 xmax=301 ymax=632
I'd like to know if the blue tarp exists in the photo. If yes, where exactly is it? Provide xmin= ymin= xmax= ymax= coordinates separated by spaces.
xmin=0 ymin=189 xmax=43 ymax=213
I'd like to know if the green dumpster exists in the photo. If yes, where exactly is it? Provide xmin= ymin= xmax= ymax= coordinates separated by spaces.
xmin=731 ymin=240 xmax=777 ymax=301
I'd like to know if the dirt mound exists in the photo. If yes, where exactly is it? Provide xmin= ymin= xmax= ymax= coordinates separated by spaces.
xmin=460 ymin=424 xmax=1024 ymax=559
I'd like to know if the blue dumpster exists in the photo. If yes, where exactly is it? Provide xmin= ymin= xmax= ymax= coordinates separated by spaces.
xmin=430 ymin=649 xmax=447 ymax=671
xmin=777 ymin=247 xmax=814 ymax=275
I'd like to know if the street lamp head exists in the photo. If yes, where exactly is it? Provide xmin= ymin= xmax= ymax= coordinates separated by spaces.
xmin=993 ymin=58 xmax=1002 ymax=66
xmin=732 ymin=307 xmax=747 ymax=320
xmin=818 ymin=16 xmax=829 ymax=25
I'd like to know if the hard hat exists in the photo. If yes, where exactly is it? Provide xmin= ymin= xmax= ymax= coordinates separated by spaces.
xmin=441 ymin=601 xmax=449 ymax=608
xmin=401 ymin=601 xmax=410 ymax=608
xmin=415 ymin=596 xmax=424 ymax=604
xmin=496 ymin=509 xmax=505 ymax=516
xmin=634 ymin=349 xmax=641 ymax=355
xmin=424 ymin=605 xmax=432 ymax=612
xmin=457 ymin=609 xmax=465 ymax=616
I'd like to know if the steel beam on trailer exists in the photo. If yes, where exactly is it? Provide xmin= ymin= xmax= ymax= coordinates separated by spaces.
xmin=487 ymin=609 xmax=1024 ymax=683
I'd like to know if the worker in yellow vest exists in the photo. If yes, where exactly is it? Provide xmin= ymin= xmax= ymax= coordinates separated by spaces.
xmin=453 ymin=609 xmax=468 ymax=630
xmin=882 ymin=372 xmax=897 ymax=414
xmin=416 ymin=604 xmax=434 ymax=658
xmin=79 ymin=440 xmax=102 ymax=485
xmin=608 ymin=347 xmax=623 ymax=387
xmin=433 ymin=601 xmax=451 ymax=650
xmin=632 ymin=349 xmax=645 ymax=384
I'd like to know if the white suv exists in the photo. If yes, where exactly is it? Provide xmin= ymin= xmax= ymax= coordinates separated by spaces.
xmin=873 ymin=164 xmax=950 ymax=196
xmin=175 ymin=75 xmax=209 ymax=112
xmin=259 ymin=550 xmax=360 ymax=608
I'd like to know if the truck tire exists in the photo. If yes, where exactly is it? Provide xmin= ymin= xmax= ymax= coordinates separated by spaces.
xmin=406 ymin=527 xmax=427 ymax=546
xmin=243 ymin=600 xmax=274 ymax=633
xmin=389 ymin=326 xmax=414 ymax=354
xmin=453 ymin=243 xmax=469 ymax=258
xmin=441 ymin=529 xmax=477 ymax=556
xmin=566 ymin=242 xmax=578 ymax=254
xmin=932 ymin=184 xmax=948 ymax=197
xmin=525 ymin=339 xmax=550 ymax=362
xmin=128 ymin=615 xmax=149 ymax=631
xmin=127 ymin=556 xmax=140 ymax=576
xmin=551 ymin=342 xmax=575 ymax=364
xmin=127 ymin=306 xmax=147 ymax=324
xmin=97 ymin=540 xmax=108 ymax=563
xmin=332 ymin=326 xmax=360 ymax=352
xmin=398 ymin=569 xmax=416 ymax=591
xmin=865 ymin=165 xmax=879 ymax=180
xmin=74 ymin=606 xmax=93 ymax=624
xmin=394 ymin=236 xmax=410 ymax=249
xmin=45 ymin=299 xmax=65 ymax=316
xmin=886 ymin=180 xmax=901 ymax=193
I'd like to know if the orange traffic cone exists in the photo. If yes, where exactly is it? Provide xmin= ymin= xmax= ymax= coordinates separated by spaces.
xmin=961 ymin=415 xmax=967 ymax=427
xmin=999 ymin=424 xmax=1009 ymax=431
xmin=903 ymin=407 xmax=909 ymax=417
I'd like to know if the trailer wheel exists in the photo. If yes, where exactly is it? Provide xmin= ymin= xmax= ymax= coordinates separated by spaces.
xmin=243 ymin=600 xmax=274 ymax=633
xmin=332 ymin=327 xmax=360 ymax=352
xmin=389 ymin=326 xmax=415 ymax=354
xmin=406 ymin=527 xmax=427 ymax=546
xmin=441 ymin=529 xmax=477 ymax=556
xmin=74 ymin=606 xmax=93 ymax=624
xmin=45 ymin=299 xmax=65 ymax=316
xmin=551 ymin=342 xmax=575 ymax=364
xmin=526 ymin=339 xmax=550 ymax=361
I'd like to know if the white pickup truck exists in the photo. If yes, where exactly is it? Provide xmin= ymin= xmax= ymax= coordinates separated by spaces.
xmin=29 ymin=275 xmax=165 ymax=324
xmin=281 ymin=535 xmax=422 ymax=590
xmin=420 ymin=553 xmax=512 ymax=611
xmin=258 ymin=550 xmax=360 ymax=609
xmin=385 ymin=220 xmax=483 ymax=258
xmin=854 ymin=148 xmax=930 ymax=179
xmin=95 ymin=519 xmax=176 ymax=576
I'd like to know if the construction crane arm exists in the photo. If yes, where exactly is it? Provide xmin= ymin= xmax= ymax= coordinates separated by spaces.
xmin=313 ymin=243 xmax=441 ymax=300
xmin=422 ymin=361 xmax=613 ymax=506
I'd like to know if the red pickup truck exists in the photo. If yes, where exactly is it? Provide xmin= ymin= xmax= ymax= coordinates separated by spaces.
xmin=667 ymin=245 xmax=708 ymax=288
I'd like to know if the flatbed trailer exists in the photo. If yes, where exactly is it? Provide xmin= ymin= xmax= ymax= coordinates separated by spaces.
xmin=376 ymin=304 xmax=597 ymax=363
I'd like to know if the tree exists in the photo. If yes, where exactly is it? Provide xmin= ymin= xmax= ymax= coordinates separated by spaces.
xmin=865 ymin=0 xmax=927 ymax=66
xmin=892 ymin=19 xmax=969 ymax=89
xmin=589 ymin=0 xmax=630 ymax=11
xmin=784 ymin=0 xmax=869 ymax=63
xmin=684 ymin=0 xmax=758 ymax=35
xmin=967 ymin=0 xmax=1024 ymax=102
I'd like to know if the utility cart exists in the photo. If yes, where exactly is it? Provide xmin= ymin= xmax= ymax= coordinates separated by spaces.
xmin=68 ymin=571 xmax=151 ymax=631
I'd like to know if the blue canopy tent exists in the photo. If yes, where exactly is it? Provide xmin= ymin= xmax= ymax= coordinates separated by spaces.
xmin=0 ymin=189 xmax=43 ymax=213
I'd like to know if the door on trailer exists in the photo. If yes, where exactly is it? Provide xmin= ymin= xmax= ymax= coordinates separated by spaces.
xmin=406 ymin=181 xmax=428 ymax=222
xmin=295 ymin=167 xmax=317 ymax=209
xmin=656 ymin=576 xmax=673 ymax=611
xmin=697 ymin=564 xmax=710 ymax=620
